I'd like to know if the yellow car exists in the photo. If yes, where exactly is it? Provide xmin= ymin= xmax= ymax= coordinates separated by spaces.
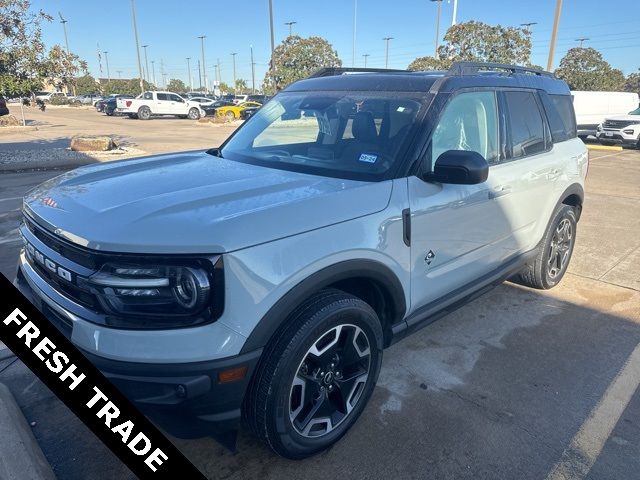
xmin=216 ymin=101 xmax=262 ymax=120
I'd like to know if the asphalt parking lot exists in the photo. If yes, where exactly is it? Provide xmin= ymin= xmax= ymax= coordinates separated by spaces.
xmin=1 ymin=110 xmax=639 ymax=479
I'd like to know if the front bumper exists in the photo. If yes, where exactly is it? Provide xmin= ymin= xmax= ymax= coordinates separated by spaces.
xmin=14 ymin=259 xmax=262 ymax=437
xmin=596 ymin=130 xmax=640 ymax=146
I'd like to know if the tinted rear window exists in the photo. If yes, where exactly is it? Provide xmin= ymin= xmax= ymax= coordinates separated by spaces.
xmin=504 ymin=91 xmax=547 ymax=158
xmin=549 ymin=94 xmax=577 ymax=141
xmin=156 ymin=93 xmax=168 ymax=101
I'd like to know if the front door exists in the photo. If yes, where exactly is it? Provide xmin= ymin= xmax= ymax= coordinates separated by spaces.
xmin=409 ymin=90 xmax=514 ymax=313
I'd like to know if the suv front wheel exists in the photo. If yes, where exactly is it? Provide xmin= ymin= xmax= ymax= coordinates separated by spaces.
xmin=244 ymin=289 xmax=383 ymax=459
xmin=517 ymin=204 xmax=577 ymax=289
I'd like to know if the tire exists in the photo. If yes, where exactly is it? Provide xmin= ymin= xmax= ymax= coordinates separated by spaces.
xmin=517 ymin=204 xmax=577 ymax=290
xmin=187 ymin=108 xmax=200 ymax=120
xmin=244 ymin=289 xmax=383 ymax=459
xmin=225 ymin=110 xmax=236 ymax=120
xmin=137 ymin=106 xmax=151 ymax=120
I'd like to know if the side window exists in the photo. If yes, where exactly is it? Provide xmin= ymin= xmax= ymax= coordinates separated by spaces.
xmin=170 ymin=94 xmax=184 ymax=102
xmin=430 ymin=91 xmax=499 ymax=168
xmin=550 ymin=94 xmax=577 ymax=140
xmin=504 ymin=91 xmax=547 ymax=158
xmin=156 ymin=93 xmax=168 ymax=101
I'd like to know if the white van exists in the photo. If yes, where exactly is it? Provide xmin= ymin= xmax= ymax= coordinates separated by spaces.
xmin=572 ymin=91 xmax=639 ymax=138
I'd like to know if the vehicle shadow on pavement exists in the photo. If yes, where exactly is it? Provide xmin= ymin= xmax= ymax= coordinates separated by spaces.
xmin=3 ymin=274 xmax=634 ymax=480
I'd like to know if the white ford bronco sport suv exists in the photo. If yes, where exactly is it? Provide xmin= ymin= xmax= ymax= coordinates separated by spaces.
xmin=15 ymin=62 xmax=587 ymax=459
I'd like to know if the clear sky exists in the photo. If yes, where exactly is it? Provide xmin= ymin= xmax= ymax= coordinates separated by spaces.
xmin=30 ymin=0 xmax=640 ymax=89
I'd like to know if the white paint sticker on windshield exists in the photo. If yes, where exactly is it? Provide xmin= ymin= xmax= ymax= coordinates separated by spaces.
xmin=261 ymin=100 xmax=286 ymax=122
xmin=359 ymin=153 xmax=378 ymax=164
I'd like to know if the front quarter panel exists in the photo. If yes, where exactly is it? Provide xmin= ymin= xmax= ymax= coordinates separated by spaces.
xmin=219 ymin=178 xmax=411 ymax=343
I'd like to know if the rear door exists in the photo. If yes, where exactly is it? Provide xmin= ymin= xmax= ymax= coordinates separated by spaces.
xmin=495 ymin=90 xmax=559 ymax=252
xmin=409 ymin=89 xmax=515 ymax=311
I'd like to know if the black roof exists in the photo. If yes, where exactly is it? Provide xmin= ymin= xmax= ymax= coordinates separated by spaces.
xmin=285 ymin=62 xmax=570 ymax=96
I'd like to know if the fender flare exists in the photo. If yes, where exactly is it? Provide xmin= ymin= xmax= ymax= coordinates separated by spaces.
xmin=557 ymin=183 xmax=584 ymax=220
xmin=240 ymin=259 xmax=407 ymax=354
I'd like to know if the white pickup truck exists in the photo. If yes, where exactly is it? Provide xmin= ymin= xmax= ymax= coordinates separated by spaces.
xmin=116 ymin=91 xmax=205 ymax=120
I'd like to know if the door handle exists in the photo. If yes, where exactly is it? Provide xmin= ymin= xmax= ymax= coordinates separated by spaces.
xmin=489 ymin=185 xmax=512 ymax=199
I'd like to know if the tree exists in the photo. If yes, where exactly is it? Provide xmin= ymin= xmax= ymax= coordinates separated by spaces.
xmin=235 ymin=78 xmax=248 ymax=94
xmin=46 ymin=45 xmax=87 ymax=94
xmin=75 ymin=74 xmax=98 ymax=95
xmin=624 ymin=70 xmax=640 ymax=96
xmin=408 ymin=21 xmax=532 ymax=71
xmin=166 ymin=78 xmax=187 ymax=93
xmin=218 ymin=81 xmax=233 ymax=94
xmin=0 ymin=0 xmax=52 ymax=96
xmin=555 ymin=47 xmax=625 ymax=91
xmin=264 ymin=35 xmax=341 ymax=93
xmin=103 ymin=79 xmax=154 ymax=96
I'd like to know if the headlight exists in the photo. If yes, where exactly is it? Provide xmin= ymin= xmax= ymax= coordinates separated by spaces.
xmin=85 ymin=258 xmax=223 ymax=326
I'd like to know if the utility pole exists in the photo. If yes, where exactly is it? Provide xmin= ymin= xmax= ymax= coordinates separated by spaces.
xmin=186 ymin=57 xmax=193 ymax=92
xmin=104 ymin=51 xmax=111 ymax=83
xmin=231 ymin=53 xmax=237 ymax=92
xmin=451 ymin=0 xmax=458 ymax=26
xmin=575 ymin=37 xmax=589 ymax=47
xmin=216 ymin=58 xmax=221 ymax=87
xmin=383 ymin=37 xmax=394 ymax=68
xmin=363 ymin=53 xmax=370 ymax=68
xmin=141 ymin=44 xmax=150 ymax=84
xmin=250 ymin=45 xmax=256 ymax=93
xmin=547 ymin=0 xmax=563 ymax=71
xmin=160 ymin=58 xmax=165 ymax=88
xmin=130 ymin=0 xmax=144 ymax=93
xmin=197 ymin=59 xmax=202 ymax=92
xmin=285 ymin=21 xmax=297 ymax=37
xmin=352 ymin=0 xmax=357 ymax=66
xmin=198 ymin=35 xmax=207 ymax=93
xmin=116 ymin=70 xmax=122 ymax=79
xmin=268 ymin=0 xmax=276 ymax=80
xmin=151 ymin=60 xmax=156 ymax=87
xmin=58 ymin=12 xmax=70 ymax=54
xmin=431 ymin=0 xmax=443 ymax=57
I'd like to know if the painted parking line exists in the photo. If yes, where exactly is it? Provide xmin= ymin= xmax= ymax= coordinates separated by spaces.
xmin=546 ymin=343 xmax=640 ymax=480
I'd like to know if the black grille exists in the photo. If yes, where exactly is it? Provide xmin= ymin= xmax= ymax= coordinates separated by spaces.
xmin=24 ymin=215 xmax=96 ymax=269
xmin=603 ymin=119 xmax=638 ymax=129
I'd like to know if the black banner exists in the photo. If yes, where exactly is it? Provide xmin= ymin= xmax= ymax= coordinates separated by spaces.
xmin=0 ymin=273 xmax=206 ymax=479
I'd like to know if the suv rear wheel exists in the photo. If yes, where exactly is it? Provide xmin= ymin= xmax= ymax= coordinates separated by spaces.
xmin=517 ymin=204 xmax=577 ymax=289
xmin=137 ymin=106 xmax=151 ymax=120
xmin=244 ymin=289 xmax=383 ymax=459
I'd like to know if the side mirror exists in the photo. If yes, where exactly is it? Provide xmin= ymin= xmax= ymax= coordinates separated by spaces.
xmin=428 ymin=150 xmax=489 ymax=185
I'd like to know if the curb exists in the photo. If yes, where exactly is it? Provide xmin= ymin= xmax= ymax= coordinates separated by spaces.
xmin=0 ymin=383 xmax=56 ymax=480
xmin=586 ymin=144 xmax=623 ymax=152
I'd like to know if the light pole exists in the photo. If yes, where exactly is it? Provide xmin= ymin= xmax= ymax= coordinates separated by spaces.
xmin=104 ymin=51 xmax=111 ymax=83
xmin=575 ymin=37 xmax=589 ymax=47
xmin=547 ymin=0 xmax=563 ymax=71
xmin=451 ymin=0 xmax=458 ymax=26
xmin=268 ymin=0 xmax=276 ymax=83
xmin=130 ymin=0 xmax=144 ymax=94
xmin=250 ymin=45 xmax=256 ymax=94
xmin=352 ymin=0 xmax=357 ymax=66
xmin=231 ymin=53 xmax=237 ymax=92
xmin=430 ymin=0 xmax=442 ymax=57
xmin=116 ymin=70 xmax=122 ymax=79
xmin=186 ymin=57 xmax=193 ymax=92
xmin=197 ymin=59 xmax=202 ymax=92
xmin=58 ymin=12 xmax=70 ymax=54
xmin=285 ymin=21 xmax=297 ymax=37
xmin=141 ymin=44 xmax=150 ymax=85
xmin=160 ymin=59 xmax=165 ymax=88
xmin=363 ymin=53 xmax=370 ymax=68
xmin=151 ymin=60 xmax=156 ymax=87
xmin=198 ymin=35 xmax=207 ymax=93
xmin=383 ymin=37 xmax=394 ymax=68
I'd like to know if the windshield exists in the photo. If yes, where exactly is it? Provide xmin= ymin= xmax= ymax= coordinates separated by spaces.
xmin=220 ymin=91 xmax=423 ymax=181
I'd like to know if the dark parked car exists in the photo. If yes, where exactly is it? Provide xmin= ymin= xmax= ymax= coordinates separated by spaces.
xmin=0 ymin=95 xmax=9 ymax=116
xmin=247 ymin=94 xmax=271 ymax=104
xmin=202 ymin=100 xmax=234 ymax=116
xmin=96 ymin=95 xmax=133 ymax=113
xmin=240 ymin=105 xmax=261 ymax=119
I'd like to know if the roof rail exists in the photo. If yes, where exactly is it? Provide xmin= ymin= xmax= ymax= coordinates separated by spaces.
xmin=308 ymin=67 xmax=408 ymax=78
xmin=447 ymin=61 xmax=555 ymax=78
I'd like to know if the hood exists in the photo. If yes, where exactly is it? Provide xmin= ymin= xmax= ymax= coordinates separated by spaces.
xmin=24 ymin=151 xmax=392 ymax=253
xmin=605 ymin=114 xmax=640 ymax=122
